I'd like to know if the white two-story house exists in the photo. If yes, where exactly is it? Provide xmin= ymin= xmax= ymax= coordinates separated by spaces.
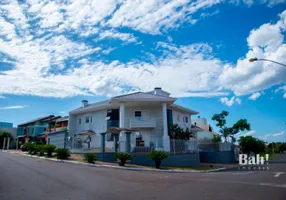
xmin=69 ymin=87 xmax=198 ymax=152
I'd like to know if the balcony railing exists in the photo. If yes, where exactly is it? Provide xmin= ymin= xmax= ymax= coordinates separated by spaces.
xmin=129 ymin=118 xmax=156 ymax=128
xmin=107 ymin=120 xmax=119 ymax=128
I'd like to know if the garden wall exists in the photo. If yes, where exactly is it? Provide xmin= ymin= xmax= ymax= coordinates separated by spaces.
xmin=199 ymin=151 xmax=237 ymax=163
xmin=130 ymin=153 xmax=200 ymax=166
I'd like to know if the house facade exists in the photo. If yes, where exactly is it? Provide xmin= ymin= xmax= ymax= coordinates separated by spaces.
xmin=69 ymin=88 xmax=198 ymax=152
xmin=192 ymin=116 xmax=218 ymax=140
xmin=17 ymin=115 xmax=62 ymax=142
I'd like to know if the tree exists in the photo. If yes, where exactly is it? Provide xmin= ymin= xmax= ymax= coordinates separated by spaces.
xmin=212 ymin=135 xmax=222 ymax=143
xmin=168 ymin=123 xmax=193 ymax=140
xmin=0 ymin=131 xmax=13 ymax=149
xmin=239 ymin=136 xmax=265 ymax=154
xmin=212 ymin=111 xmax=251 ymax=143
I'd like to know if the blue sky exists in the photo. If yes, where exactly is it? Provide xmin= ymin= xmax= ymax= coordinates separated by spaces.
xmin=0 ymin=0 xmax=286 ymax=142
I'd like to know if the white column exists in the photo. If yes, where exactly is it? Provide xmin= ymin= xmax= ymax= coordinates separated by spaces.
xmin=3 ymin=138 xmax=6 ymax=150
xmin=7 ymin=137 xmax=10 ymax=150
xmin=119 ymin=103 xmax=125 ymax=128
xmin=162 ymin=103 xmax=170 ymax=152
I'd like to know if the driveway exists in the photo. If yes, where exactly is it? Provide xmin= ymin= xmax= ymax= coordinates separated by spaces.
xmin=0 ymin=152 xmax=285 ymax=200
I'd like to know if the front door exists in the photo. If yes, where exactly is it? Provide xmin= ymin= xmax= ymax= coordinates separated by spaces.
xmin=135 ymin=132 xmax=144 ymax=147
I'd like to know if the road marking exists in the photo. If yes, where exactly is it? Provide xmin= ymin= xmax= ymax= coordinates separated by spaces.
xmin=260 ymin=183 xmax=286 ymax=188
xmin=231 ymin=172 xmax=253 ymax=175
xmin=273 ymin=172 xmax=285 ymax=178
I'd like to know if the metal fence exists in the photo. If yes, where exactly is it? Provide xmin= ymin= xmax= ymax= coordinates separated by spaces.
xmin=198 ymin=142 xmax=234 ymax=152
xmin=170 ymin=139 xmax=198 ymax=154
xmin=119 ymin=139 xmax=199 ymax=156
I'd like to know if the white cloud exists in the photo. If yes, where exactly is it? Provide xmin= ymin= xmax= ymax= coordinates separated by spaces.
xmin=219 ymin=10 xmax=286 ymax=97
xmin=243 ymin=130 xmax=256 ymax=136
xmin=272 ymin=131 xmax=285 ymax=137
xmin=249 ymin=92 xmax=261 ymax=100
xmin=229 ymin=0 xmax=286 ymax=6
xmin=220 ymin=96 xmax=241 ymax=106
xmin=0 ymin=95 xmax=6 ymax=99
xmin=0 ymin=105 xmax=27 ymax=110
xmin=0 ymin=1 xmax=286 ymax=99
xmin=107 ymin=0 xmax=221 ymax=35
xmin=97 ymin=30 xmax=137 ymax=44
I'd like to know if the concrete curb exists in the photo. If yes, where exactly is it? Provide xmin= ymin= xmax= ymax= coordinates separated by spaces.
xmin=3 ymin=150 xmax=226 ymax=173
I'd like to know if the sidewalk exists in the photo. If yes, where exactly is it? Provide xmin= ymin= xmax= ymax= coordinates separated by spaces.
xmin=3 ymin=150 xmax=228 ymax=173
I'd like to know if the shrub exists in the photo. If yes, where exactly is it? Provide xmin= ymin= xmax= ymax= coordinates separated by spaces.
xmin=147 ymin=150 xmax=168 ymax=169
xmin=115 ymin=152 xmax=132 ymax=166
xmin=55 ymin=148 xmax=70 ymax=159
xmin=84 ymin=153 xmax=97 ymax=163
xmin=23 ymin=143 xmax=36 ymax=154
xmin=35 ymin=145 xmax=45 ymax=156
xmin=44 ymin=144 xmax=56 ymax=157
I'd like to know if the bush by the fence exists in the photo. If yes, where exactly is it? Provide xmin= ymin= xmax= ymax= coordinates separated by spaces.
xmin=84 ymin=153 xmax=97 ymax=163
xmin=44 ymin=144 xmax=56 ymax=157
xmin=36 ymin=145 xmax=45 ymax=156
xmin=147 ymin=150 xmax=168 ymax=169
xmin=23 ymin=143 xmax=36 ymax=154
xmin=115 ymin=152 xmax=132 ymax=166
xmin=55 ymin=148 xmax=70 ymax=159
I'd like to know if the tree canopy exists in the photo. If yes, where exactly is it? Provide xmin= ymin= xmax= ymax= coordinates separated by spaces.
xmin=239 ymin=136 xmax=265 ymax=154
xmin=212 ymin=111 xmax=251 ymax=142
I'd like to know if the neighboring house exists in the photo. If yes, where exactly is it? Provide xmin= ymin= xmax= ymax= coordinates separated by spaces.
xmin=17 ymin=115 xmax=61 ymax=142
xmin=69 ymin=87 xmax=199 ymax=152
xmin=192 ymin=116 xmax=218 ymax=140
xmin=0 ymin=122 xmax=17 ymax=139
xmin=46 ymin=116 xmax=69 ymax=148
xmin=0 ymin=122 xmax=13 ymax=128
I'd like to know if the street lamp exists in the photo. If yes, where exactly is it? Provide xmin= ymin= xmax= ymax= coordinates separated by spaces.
xmin=249 ymin=58 xmax=286 ymax=67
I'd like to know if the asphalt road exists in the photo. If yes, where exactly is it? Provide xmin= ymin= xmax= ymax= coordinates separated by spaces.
xmin=0 ymin=152 xmax=285 ymax=200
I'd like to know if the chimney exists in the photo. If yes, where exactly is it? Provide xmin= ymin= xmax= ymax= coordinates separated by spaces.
xmin=154 ymin=87 xmax=162 ymax=95
xmin=82 ymin=100 xmax=88 ymax=107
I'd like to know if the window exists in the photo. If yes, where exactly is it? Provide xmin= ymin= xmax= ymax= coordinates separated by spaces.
xmin=106 ymin=133 xmax=114 ymax=141
xmin=183 ymin=116 xmax=189 ymax=123
xmin=135 ymin=111 xmax=142 ymax=120
xmin=177 ymin=115 xmax=180 ymax=122
xmin=79 ymin=118 xmax=81 ymax=125
xmin=90 ymin=116 xmax=92 ymax=123
xmin=85 ymin=116 xmax=90 ymax=123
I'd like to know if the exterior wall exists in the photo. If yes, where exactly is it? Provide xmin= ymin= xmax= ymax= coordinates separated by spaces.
xmin=123 ymin=105 xmax=164 ymax=149
xmin=171 ymin=109 xmax=191 ymax=131
xmin=72 ymin=109 xmax=111 ymax=148
xmin=0 ymin=122 xmax=13 ymax=128
xmin=48 ymin=131 xmax=67 ymax=148
xmin=192 ymin=117 xmax=207 ymax=126
xmin=0 ymin=127 xmax=17 ymax=139
xmin=196 ymin=130 xmax=214 ymax=140
xmin=130 ymin=154 xmax=200 ymax=166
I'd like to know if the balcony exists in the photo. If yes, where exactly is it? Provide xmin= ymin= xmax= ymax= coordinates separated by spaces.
xmin=107 ymin=120 xmax=119 ymax=128
xmin=129 ymin=118 xmax=156 ymax=128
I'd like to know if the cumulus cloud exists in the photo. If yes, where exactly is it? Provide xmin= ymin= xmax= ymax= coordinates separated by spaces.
xmin=219 ymin=10 xmax=286 ymax=97
xmin=249 ymin=92 xmax=261 ymax=100
xmin=220 ymin=96 xmax=241 ymax=106
xmin=0 ymin=1 xmax=286 ymax=99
